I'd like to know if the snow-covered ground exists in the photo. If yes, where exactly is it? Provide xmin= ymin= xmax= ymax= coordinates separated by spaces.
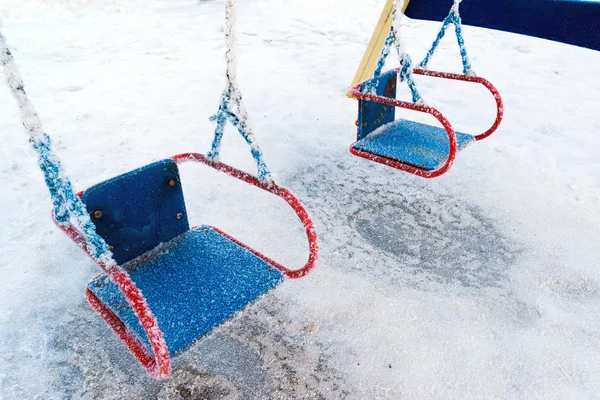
xmin=1 ymin=0 xmax=599 ymax=398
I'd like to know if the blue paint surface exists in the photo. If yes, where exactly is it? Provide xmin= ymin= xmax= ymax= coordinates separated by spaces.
xmin=404 ymin=0 xmax=600 ymax=52
xmin=88 ymin=226 xmax=284 ymax=355
xmin=353 ymin=119 xmax=475 ymax=171
xmin=358 ymin=70 xmax=398 ymax=141
xmin=82 ymin=159 xmax=189 ymax=265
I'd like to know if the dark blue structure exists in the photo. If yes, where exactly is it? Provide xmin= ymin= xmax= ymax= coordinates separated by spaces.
xmin=404 ymin=0 xmax=600 ymax=52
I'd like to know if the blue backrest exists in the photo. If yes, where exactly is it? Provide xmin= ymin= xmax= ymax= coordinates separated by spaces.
xmin=82 ymin=159 xmax=190 ymax=265
xmin=357 ymin=69 xmax=397 ymax=140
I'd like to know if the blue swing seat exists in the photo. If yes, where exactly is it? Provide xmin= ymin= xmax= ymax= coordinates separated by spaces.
xmin=82 ymin=159 xmax=283 ymax=355
xmin=353 ymin=119 xmax=474 ymax=171
xmin=352 ymin=69 xmax=475 ymax=171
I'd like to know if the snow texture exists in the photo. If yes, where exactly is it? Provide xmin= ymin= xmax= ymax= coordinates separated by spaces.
xmin=1 ymin=0 xmax=600 ymax=398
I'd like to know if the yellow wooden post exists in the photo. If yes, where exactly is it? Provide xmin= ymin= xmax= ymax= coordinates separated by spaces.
xmin=347 ymin=0 xmax=411 ymax=97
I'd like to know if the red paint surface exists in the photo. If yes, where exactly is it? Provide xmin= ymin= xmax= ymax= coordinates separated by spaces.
xmin=349 ymin=81 xmax=458 ymax=178
xmin=349 ymin=68 xmax=504 ymax=177
xmin=172 ymin=152 xmax=318 ymax=279
xmin=411 ymin=68 xmax=504 ymax=141
xmin=54 ymin=220 xmax=171 ymax=379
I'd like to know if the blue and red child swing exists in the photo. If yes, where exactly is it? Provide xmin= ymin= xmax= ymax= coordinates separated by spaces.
xmin=1 ymin=0 xmax=317 ymax=379
xmin=347 ymin=0 xmax=599 ymax=178
xmin=348 ymin=0 xmax=504 ymax=178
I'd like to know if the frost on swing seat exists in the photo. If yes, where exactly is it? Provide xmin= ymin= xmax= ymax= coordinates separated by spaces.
xmin=81 ymin=159 xmax=283 ymax=355
xmin=351 ymin=69 xmax=475 ymax=172
xmin=88 ymin=227 xmax=283 ymax=355
xmin=352 ymin=119 xmax=475 ymax=171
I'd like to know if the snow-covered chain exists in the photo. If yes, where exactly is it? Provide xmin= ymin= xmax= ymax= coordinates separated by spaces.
xmin=0 ymin=31 xmax=113 ymax=260
xmin=1 ymin=29 xmax=170 ymax=378
xmin=363 ymin=0 xmax=423 ymax=104
xmin=208 ymin=0 xmax=273 ymax=184
xmin=418 ymin=0 xmax=474 ymax=76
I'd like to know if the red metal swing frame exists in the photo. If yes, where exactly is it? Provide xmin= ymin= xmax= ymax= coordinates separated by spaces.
xmin=349 ymin=68 xmax=504 ymax=178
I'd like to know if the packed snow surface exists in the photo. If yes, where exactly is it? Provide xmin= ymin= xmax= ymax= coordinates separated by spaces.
xmin=1 ymin=0 xmax=599 ymax=399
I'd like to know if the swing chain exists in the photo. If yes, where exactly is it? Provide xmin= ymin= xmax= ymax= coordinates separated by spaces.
xmin=363 ymin=0 xmax=423 ymax=104
xmin=0 ymin=31 xmax=113 ymax=262
xmin=450 ymin=0 xmax=461 ymax=15
xmin=418 ymin=0 xmax=474 ymax=76
xmin=207 ymin=0 xmax=273 ymax=184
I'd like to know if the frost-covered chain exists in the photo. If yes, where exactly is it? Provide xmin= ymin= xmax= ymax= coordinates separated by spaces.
xmin=0 ymin=31 xmax=113 ymax=262
xmin=2 ymin=29 xmax=171 ymax=376
xmin=362 ymin=1 xmax=403 ymax=94
xmin=389 ymin=1 xmax=422 ymax=103
xmin=418 ymin=0 xmax=474 ymax=75
xmin=362 ymin=32 xmax=393 ymax=94
xmin=363 ymin=0 xmax=423 ymax=104
xmin=208 ymin=0 xmax=273 ymax=184
xmin=222 ymin=0 xmax=246 ymax=125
